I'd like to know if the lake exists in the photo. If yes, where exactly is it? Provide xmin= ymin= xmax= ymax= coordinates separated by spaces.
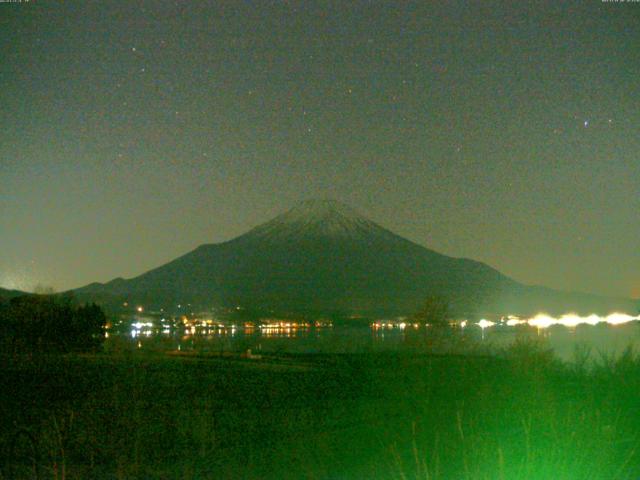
xmin=105 ymin=316 xmax=640 ymax=363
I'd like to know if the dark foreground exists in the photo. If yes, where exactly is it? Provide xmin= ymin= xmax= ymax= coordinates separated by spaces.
xmin=1 ymin=343 xmax=639 ymax=479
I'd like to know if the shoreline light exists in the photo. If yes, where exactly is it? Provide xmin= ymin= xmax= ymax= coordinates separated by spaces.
xmin=470 ymin=312 xmax=640 ymax=331
xmin=527 ymin=312 xmax=640 ymax=329
xmin=477 ymin=319 xmax=495 ymax=329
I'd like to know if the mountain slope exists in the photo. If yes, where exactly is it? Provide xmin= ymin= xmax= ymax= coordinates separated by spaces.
xmin=74 ymin=200 xmax=637 ymax=317
xmin=0 ymin=287 xmax=29 ymax=301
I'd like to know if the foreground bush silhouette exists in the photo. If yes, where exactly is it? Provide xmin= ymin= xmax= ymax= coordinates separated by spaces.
xmin=0 ymin=294 xmax=106 ymax=353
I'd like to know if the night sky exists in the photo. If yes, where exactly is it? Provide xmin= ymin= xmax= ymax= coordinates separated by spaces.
xmin=1 ymin=1 xmax=639 ymax=298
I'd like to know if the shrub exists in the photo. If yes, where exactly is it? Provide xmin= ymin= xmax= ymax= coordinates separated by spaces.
xmin=0 ymin=294 xmax=106 ymax=354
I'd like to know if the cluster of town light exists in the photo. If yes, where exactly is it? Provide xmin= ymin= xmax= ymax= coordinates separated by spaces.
xmin=259 ymin=321 xmax=311 ymax=329
xmin=371 ymin=322 xmax=421 ymax=330
xmin=126 ymin=317 xmax=335 ymax=339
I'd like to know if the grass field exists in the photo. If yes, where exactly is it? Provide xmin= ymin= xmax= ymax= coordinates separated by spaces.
xmin=1 ymin=340 xmax=640 ymax=479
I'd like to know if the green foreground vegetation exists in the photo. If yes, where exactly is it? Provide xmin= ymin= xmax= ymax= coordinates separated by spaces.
xmin=1 ymin=340 xmax=640 ymax=479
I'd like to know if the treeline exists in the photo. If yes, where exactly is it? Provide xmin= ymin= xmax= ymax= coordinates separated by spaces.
xmin=0 ymin=294 xmax=106 ymax=354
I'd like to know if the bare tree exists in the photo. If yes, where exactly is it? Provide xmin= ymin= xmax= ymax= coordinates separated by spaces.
xmin=413 ymin=295 xmax=449 ymax=326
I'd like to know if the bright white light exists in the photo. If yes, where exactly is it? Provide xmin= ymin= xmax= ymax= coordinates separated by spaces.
xmin=506 ymin=319 xmax=525 ymax=327
xmin=528 ymin=314 xmax=556 ymax=329
xmin=584 ymin=314 xmax=601 ymax=326
xmin=460 ymin=320 xmax=468 ymax=328
xmin=558 ymin=314 xmax=582 ymax=328
xmin=132 ymin=322 xmax=153 ymax=329
xmin=477 ymin=319 xmax=495 ymax=329
xmin=606 ymin=313 xmax=637 ymax=325
xmin=522 ymin=312 xmax=640 ymax=329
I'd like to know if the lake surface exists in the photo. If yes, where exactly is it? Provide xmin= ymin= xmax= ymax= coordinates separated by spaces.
xmin=105 ymin=318 xmax=640 ymax=363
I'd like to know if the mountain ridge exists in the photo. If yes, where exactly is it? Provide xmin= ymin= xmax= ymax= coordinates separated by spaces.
xmin=0 ymin=287 xmax=28 ymax=300
xmin=73 ymin=199 xmax=637 ymax=317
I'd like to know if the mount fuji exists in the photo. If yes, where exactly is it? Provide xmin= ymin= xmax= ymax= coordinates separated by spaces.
xmin=73 ymin=199 xmax=636 ymax=318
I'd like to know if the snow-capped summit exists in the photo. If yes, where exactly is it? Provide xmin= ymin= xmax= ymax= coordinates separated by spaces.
xmin=244 ymin=199 xmax=394 ymax=242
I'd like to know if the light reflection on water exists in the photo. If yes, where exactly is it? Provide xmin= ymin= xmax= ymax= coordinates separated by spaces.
xmin=106 ymin=320 xmax=640 ymax=362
